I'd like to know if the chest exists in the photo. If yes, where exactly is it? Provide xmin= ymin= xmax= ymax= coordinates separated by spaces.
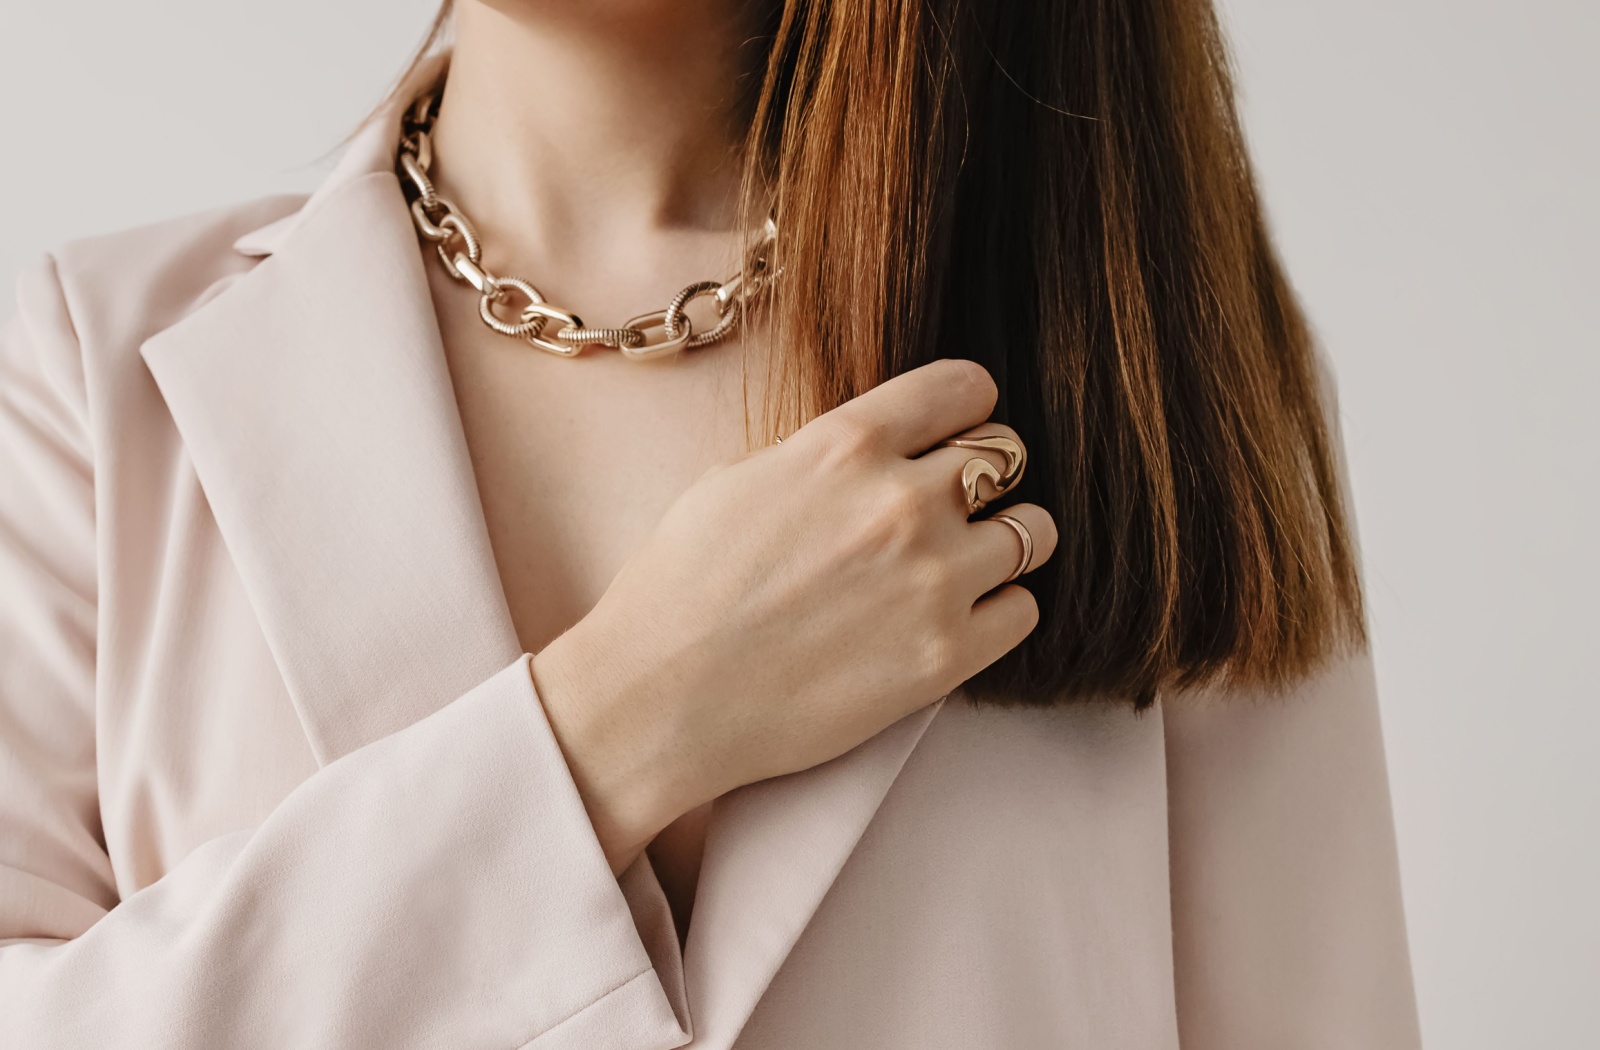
xmin=438 ymin=315 xmax=767 ymax=655
xmin=436 ymin=303 xmax=771 ymax=933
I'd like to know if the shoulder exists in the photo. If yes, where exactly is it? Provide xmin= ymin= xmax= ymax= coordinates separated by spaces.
xmin=5 ymin=195 xmax=307 ymax=437
xmin=24 ymin=194 xmax=307 ymax=360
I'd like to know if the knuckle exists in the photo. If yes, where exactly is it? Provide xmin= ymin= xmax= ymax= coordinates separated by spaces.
xmin=859 ymin=478 xmax=926 ymax=548
xmin=916 ymin=628 xmax=962 ymax=683
xmin=814 ymin=413 xmax=885 ymax=462
xmin=905 ymin=551 xmax=958 ymax=609
xmin=882 ymin=476 xmax=925 ymax=520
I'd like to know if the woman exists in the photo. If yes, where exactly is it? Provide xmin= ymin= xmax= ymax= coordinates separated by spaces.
xmin=0 ymin=0 xmax=1420 ymax=1046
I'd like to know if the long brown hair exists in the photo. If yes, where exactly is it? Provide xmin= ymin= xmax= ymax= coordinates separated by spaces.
xmin=393 ymin=0 xmax=1364 ymax=708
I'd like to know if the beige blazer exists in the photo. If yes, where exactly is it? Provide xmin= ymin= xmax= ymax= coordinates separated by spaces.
xmin=0 ymin=69 xmax=1421 ymax=1050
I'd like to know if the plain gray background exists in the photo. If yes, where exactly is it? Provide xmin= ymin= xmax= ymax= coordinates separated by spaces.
xmin=2 ymin=2 xmax=1595 ymax=1046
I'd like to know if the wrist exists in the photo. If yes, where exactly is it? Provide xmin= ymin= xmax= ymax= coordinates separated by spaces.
xmin=531 ymin=625 xmax=702 ymax=875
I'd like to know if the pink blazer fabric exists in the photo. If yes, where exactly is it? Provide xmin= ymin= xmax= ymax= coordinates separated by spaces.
xmin=0 ymin=63 xmax=1421 ymax=1049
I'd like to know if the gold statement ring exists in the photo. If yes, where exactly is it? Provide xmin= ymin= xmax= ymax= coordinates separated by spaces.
xmin=936 ymin=435 xmax=1027 ymax=515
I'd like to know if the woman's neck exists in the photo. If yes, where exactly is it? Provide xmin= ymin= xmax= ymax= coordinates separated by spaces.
xmin=428 ymin=0 xmax=756 ymax=293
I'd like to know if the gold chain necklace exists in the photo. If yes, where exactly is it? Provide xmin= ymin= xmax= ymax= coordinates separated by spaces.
xmin=397 ymin=93 xmax=777 ymax=360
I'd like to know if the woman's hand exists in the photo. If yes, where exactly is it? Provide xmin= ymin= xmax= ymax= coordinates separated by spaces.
xmin=531 ymin=359 xmax=1058 ymax=873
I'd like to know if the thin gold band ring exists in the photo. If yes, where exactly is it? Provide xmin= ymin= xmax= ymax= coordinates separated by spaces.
xmin=989 ymin=512 xmax=1034 ymax=584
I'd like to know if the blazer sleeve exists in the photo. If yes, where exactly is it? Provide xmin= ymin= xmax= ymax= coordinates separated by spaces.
xmin=1163 ymin=653 xmax=1422 ymax=1049
xmin=0 ymin=262 xmax=690 ymax=1049
xmin=1162 ymin=359 xmax=1422 ymax=1049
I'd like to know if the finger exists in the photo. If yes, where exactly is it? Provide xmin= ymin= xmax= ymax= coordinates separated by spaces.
xmin=804 ymin=359 xmax=998 ymax=458
xmin=913 ymin=422 xmax=1025 ymax=514
xmin=958 ymin=503 xmax=1058 ymax=597
xmin=961 ymin=583 xmax=1041 ymax=677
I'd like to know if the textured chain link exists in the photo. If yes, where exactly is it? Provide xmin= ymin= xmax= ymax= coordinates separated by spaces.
xmin=397 ymin=93 xmax=777 ymax=360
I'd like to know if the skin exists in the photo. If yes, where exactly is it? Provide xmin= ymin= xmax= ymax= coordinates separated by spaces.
xmin=428 ymin=0 xmax=1060 ymax=931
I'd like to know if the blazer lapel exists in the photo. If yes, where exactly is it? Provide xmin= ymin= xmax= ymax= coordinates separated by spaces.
xmin=140 ymin=160 xmax=519 ymax=764
xmin=684 ymin=699 xmax=942 ymax=1050
xmin=140 ymin=51 xmax=940 ymax=1044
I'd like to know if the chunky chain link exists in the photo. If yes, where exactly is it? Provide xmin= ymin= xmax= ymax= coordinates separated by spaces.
xmin=397 ymin=93 xmax=777 ymax=360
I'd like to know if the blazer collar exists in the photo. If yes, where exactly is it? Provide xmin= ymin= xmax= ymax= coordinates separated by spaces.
xmin=138 ymin=49 xmax=939 ymax=1049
